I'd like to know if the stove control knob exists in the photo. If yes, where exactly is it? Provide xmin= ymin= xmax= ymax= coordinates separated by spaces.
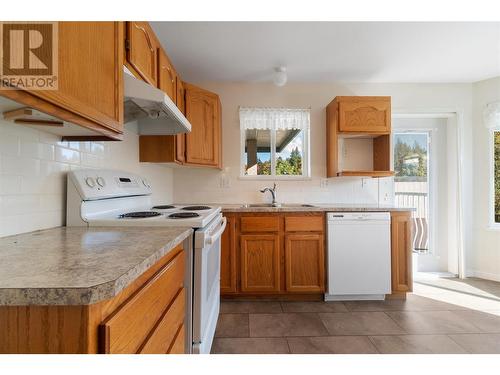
xmin=85 ymin=177 xmax=96 ymax=188
xmin=96 ymin=177 xmax=106 ymax=187
xmin=142 ymin=179 xmax=151 ymax=188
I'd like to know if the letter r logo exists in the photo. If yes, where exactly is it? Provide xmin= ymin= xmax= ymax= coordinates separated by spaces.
xmin=1 ymin=23 xmax=54 ymax=76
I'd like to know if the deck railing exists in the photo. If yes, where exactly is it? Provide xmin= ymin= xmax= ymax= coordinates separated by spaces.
xmin=395 ymin=191 xmax=429 ymax=253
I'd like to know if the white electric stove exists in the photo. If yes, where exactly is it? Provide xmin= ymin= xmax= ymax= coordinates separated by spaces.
xmin=66 ymin=169 xmax=224 ymax=354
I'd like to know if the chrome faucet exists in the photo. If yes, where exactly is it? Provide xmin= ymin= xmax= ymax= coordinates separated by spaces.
xmin=260 ymin=183 xmax=279 ymax=206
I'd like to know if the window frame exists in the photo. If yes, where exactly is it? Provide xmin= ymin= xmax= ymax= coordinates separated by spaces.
xmin=490 ymin=129 xmax=500 ymax=230
xmin=239 ymin=126 xmax=311 ymax=180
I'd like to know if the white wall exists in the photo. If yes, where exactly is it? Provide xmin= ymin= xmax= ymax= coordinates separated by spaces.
xmin=0 ymin=120 xmax=174 ymax=237
xmin=470 ymin=76 xmax=500 ymax=281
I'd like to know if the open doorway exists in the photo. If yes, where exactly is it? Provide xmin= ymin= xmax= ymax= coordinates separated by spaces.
xmin=393 ymin=116 xmax=461 ymax=278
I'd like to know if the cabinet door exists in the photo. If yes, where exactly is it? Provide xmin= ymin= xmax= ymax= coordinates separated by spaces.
xmin=221 ymin=215 xmax=237 ymax=294
xmin=99 ymin=250 xmax=185 ymax=354
xmin=184 ymin=83 xmax=221 ymax=167
xmin=338 ymin=97 xmax=390 ymax=133
xmin=28 ymin=22 xmax=124 ymax=133
xmin=158 ymin=49 xmax=176 ymax=103
xmin=175 ymin=79 xmax=186 ymax=163
xmin=126 ymin=22 xmax=157 ymax=86
xmin=390 ymin=211 xmax=413 ymax=294
xmin=240 ymin=234 xmax=280 ymax=293
xmin=285 ymin=234 xmax=325 ymax=293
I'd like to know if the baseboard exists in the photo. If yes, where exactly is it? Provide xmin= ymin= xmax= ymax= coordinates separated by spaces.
xmin=467 ymin=270 xmax=500 ymax=283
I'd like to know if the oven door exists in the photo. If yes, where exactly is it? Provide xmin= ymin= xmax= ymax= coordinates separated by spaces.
xmin=192 ymin=214 xmax=226 ymax=354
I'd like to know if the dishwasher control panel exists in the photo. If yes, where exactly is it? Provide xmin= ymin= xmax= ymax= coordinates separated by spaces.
xmin=327 ymin=212 xmax=390 ymax=221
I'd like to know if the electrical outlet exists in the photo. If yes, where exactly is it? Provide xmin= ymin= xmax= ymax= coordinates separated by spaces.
xmin=320 ymin=178 xmax=329 ymax=188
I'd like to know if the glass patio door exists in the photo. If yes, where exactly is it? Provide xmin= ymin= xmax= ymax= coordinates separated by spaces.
xmin=393 ymin=132 xmax=431 ymax=254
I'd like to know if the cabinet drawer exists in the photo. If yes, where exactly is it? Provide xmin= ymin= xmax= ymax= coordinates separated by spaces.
xmin=285 ymin=216 xmax=324 ymax=232
xmin=138 ymin=288 xmax=185 ymax=354
xmin=168 ymin=324 xmax=185 ymax=354
xmin=240 ymin=216 xmax=280 ymax=232
xmin=100 ymin=250 xmax=185 ymax=354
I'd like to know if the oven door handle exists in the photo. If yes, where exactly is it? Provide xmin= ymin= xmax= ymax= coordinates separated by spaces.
xmin=207 ymin=217 xmax=227 ymax=245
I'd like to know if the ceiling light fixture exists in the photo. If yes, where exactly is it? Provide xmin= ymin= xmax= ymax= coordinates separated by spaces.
xmin=273 ymin=66 xmax=287 ymax=87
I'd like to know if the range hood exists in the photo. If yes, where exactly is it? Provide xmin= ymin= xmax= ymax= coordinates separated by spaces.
xmin=124 ymin=70 xmax=191 ymax=135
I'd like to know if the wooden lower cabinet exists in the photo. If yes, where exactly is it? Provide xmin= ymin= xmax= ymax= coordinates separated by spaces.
xmin=221 ymin=213 xmax=325 ymax=296
xmin=285 ymin=234 xmax=325 ymax=293
xmin=0 ymin=244 xmax=187 ymax=354
xmin=220 ymin=215 xmax=237 ymax=294
xmin=240 ymin=234 xmax=281 ymax=293
xmin=390 ymin=211 xmax=413 ymax=297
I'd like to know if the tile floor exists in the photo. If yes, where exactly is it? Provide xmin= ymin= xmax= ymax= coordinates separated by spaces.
xmin=212 ymin=276 xmax=500 ymax=354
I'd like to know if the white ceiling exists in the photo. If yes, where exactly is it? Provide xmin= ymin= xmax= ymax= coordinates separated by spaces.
xmin=151 ymin=22 xmax=500 ymax=83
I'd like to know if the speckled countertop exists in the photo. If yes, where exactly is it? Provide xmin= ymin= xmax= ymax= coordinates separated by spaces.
xmin=0 ymin=226 xmax=192 ymax=306
xmin=219 ymin=203 xmax=414 ymax=213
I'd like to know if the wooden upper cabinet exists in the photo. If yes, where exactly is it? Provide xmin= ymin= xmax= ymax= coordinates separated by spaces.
xmin=176 ymin=78 xmax=186 ymax=114
xmin=285 ymin=234 xmax=325 ymax=293
xmin=0 ymin=22 xmax=124 ymax=137
xmin=326 ymin=96 xmax=393 ymax=178
xmin=175 ymin=79 xmax=186 ymax=163
xmin=126 ymin=22 xmax=158 ymax=86
xmin=337 ymin=96 xmax=391 ymax=133
xmin=158 ymin=49 xmax=177 ymax=103
xmin=240 ymin=234 xmax=281 ymax=293
xmin=184 ymin=83 xmax=222 ymax=168
xmin=390 ymin=211 xmax=413 ymax=296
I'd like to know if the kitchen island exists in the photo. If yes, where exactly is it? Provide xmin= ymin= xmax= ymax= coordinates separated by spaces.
xmin=0 ymin=226 xmax=193 ymax=354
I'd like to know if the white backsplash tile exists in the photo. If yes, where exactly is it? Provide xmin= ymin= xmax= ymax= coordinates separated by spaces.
xmin=0 ymin=120 xmax=174 ymax=238
xmin=0 ymin=133 xmax=20 ymax=156
xmin=55 ymin=146 xmax=81 ymax=164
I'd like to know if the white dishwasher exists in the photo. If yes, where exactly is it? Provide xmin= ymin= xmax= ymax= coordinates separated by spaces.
xmin=325 ymin=212 xmax=391 ymax=301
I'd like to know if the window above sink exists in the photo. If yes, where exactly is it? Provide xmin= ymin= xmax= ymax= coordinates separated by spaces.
xmin=239 ymin=107 xmax=311 ymax=180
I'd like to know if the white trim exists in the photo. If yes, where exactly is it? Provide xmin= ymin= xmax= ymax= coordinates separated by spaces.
xmin=270 ymin=127 xmax=276 ymax=176
xmin=468 ymin=270 xmax=500 ymax=283
xmin=392 ymin=107 xmax=466 ymax=279
xmin=238 ymin=176 xmax=313 ymax=181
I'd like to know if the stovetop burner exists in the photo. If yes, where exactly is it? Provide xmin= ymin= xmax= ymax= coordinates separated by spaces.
xmin=119 ymin=211 xmax=162 ymax=219
xmin=152 ymin=205 xmax=176 ymax=210
xmin=168 ymin=212 xmax=200 ymax=219
xmin=181 ymin=205 xmax=212 ymax=211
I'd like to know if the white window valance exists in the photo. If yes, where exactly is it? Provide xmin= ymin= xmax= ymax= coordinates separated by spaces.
xmin=484 ymin=101 xmax=500 ymax=129
xmin=239 ymin=107 xmax=310 ymax=130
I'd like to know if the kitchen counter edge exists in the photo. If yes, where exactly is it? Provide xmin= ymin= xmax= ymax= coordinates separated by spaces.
xmin=220 ymin=205 xmax=415 ymax=213
xmin=0 ymin=226 xmax=193 ymax=306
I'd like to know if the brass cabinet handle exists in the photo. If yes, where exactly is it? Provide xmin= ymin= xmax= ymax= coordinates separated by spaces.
xmin=134 ymin=23 xmax=154 ymax=53
xmin=162 ymin=65 xmax=175 ymax=83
